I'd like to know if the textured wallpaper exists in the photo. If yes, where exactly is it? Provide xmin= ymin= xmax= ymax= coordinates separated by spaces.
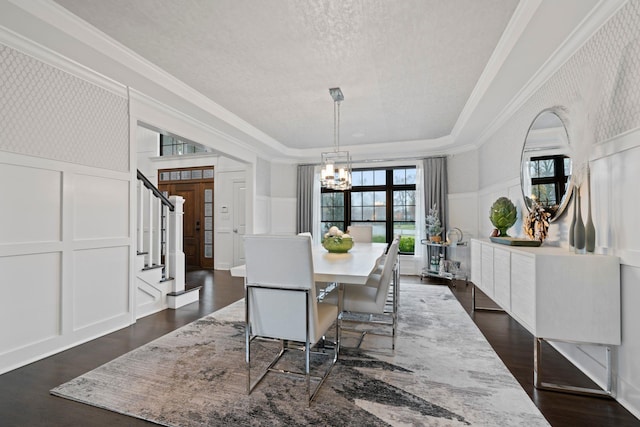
xmin=482 ymin=0 xmax=640 ymax=187
xmin=0 ymin=43 xmax=129 ymax=172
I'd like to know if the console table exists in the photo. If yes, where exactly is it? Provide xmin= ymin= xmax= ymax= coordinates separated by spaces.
xmin=470 ymin=238 xmax=621 ymax=397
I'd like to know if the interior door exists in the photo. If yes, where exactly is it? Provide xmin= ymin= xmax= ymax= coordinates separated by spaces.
xmin=232 ymin=180 xmax=246 ymax=267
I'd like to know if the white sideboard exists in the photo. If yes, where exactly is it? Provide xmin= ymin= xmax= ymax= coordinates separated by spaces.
xmin=470 ymin=238 xmax=621 ymax=345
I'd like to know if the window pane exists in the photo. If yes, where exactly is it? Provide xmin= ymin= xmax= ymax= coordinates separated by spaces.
xmin=351 ymin=192 xmax=362 ymax=206
xmin=406 ymin=205 xmax=416 ymax=221
xmin=406 ymin=190 xmax=416 ymax=205
xmin=393 ymin=169 xmax=405 ymax=185
xmin=374 ymin=191 xmax=386 ymax=205
xmin=532 ymin=184 xmax=556 ymax=205
xmin=405 ymin=168 xmax=416 ymax=184
xmin=361 ymin=170 xmax=374 ymax=186
xmin=351 ymin=206 xmax=363 ymax=221
xmin=394 ymin=191 xmax=405 ymax=205
xmin=394 ymin=206 xmax=405 ymax=221
xmin=321 ymin=207 xmax=332 ymax=221
xmin=363 ymin=206 xmax=374 ymax=221
xmin=374 ymin=170 xmax=386 ymax=185
xmin=351 ymin=171 xmax=363 ymax=186
xmin=375 ymin=206 xmax=386 ymax=220
xmin=362 ymin=192 xmax=374 ymax=205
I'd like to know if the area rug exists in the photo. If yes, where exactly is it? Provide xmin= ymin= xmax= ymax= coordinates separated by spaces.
xmin=51 ymin=284 xmax=549 ymax=426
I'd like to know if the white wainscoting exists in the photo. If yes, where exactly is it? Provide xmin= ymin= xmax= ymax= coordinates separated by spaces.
xmin=0 ymin=152 xmax=133 ymax=375
xmin=0 ymin=252 xmax=61 ymax=354
xmin=73 ymin=246 xmax=130 ymax=330
xmin=0 ymin=164 xmax=62 ymax=243
xmin=271 ymin=197 xmax=295 ymax=235
xmin=74 ymin=174 xmax=130 ymax=240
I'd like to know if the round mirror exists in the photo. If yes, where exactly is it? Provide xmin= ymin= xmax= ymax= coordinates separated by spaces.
xmin=520 ymin=109 xmax=573 ymax=222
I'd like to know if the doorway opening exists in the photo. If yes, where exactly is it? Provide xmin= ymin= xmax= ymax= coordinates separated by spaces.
xmin=158 ymin=166 xmax=214 ymax=269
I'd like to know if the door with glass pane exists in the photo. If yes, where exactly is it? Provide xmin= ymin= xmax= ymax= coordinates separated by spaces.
xmin=158 ymin=167 xmax=214 ymax=269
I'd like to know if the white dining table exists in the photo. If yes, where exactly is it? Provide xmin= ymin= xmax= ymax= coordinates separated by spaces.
xmin=312 ymin=242 xmax=387 ymax=284
xmin=230 ymin=242 xmax=387 ymax=284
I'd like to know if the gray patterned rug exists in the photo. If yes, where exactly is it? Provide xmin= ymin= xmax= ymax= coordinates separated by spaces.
xmin=51 ymin=284 xmax=549 ymax=426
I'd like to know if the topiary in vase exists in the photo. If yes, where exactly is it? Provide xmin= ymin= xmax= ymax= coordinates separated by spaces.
xmin=490 ymin=197 xmax=517 ymax=237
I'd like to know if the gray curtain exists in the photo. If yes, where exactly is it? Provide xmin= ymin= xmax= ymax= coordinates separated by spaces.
xmin=296 ymin=165 xmax=315 ymax=236
xmin=423 ymin=157 xmax=448 ymax=237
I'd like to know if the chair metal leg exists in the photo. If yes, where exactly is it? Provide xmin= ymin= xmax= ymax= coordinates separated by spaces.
xmin=246 ymin=287 xmax=338 ymax=405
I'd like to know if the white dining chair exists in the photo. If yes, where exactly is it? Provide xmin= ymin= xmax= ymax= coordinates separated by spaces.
xmin=346 ymin=225 xmax=373 ymax=243
xmin=243 ymin=234 xmax=339 ymax=405
xmin=325 ymin=238 xmax=400 ymax=349
xmin=297 ymin=231 xmax=337 ymax=299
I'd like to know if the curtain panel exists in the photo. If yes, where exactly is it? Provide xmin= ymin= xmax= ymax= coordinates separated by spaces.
xmin=296 ymin=164 xmax=316 ymax=236
xmin=423 ymin=157 xmax=448 ymax=239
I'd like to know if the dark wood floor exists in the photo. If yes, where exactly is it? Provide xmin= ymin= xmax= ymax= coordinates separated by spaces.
xmin=0 ymin=272 xmax=637 ymax=426
xmin=423 ymin=275 xmax=639 ymax=427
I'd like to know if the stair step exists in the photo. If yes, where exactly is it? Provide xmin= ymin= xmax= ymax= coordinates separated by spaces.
xmin=137 ymin=251 xmax=148 ymax=256
xmin=160 ymin=276 xmax=175 ymax=283
xmin=142 ymin=264 xmax=164 ymax=271
xmin=167 ymin=286 xmax=202 ymax=297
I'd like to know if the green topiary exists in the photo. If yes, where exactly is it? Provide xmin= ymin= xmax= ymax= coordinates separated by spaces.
xmin=490 ymin=197 xmax=517 ymax=237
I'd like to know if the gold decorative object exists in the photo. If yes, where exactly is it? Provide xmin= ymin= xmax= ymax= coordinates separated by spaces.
xmin=524 ymin=201 xmax=551 ymax=242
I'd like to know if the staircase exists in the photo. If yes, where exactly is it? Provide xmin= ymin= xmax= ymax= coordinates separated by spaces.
xmin=136 ymin=170 xmax=200 ymax=319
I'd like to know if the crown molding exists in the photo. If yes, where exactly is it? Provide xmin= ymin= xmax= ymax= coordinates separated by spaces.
xmin=6 ymin=0 xmax=292 ymax=158
xmin=472 ymin=0 xmax=629 ymax=149
xmin=0 ymin=23 xmax=127 ymax=97
xmin=451 ymin=0 xmax=542 ymax=140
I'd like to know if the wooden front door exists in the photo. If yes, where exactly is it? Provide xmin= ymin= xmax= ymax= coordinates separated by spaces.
xmin=159 ymin=167 xmax=214 ymax=269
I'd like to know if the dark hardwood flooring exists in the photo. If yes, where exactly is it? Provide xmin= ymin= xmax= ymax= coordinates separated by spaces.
xmin=422 ymin=275 xmax=639 ymax=427
xmin=0 ymin=272 xmax=637 ymax=426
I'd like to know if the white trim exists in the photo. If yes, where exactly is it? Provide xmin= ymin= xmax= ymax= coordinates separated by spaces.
xmin=0 ymin=24 xmax=126 ymax=97
xmin=129 ymin=89 xmax=259 ymax=164
xmin=6 ymin=0 xmax=289 ymax=157
xmin=451 ymin=0 xmax=542 ymax=140
xmin=477 ymin=177 xmax=521 ymax=196
xmin=590 ymin=126 xmax=640 ymax=161
xmin=448 ymin=191 xmax=479 ymax=200
xmin=471 ymin=0 xmax=629 ymax=149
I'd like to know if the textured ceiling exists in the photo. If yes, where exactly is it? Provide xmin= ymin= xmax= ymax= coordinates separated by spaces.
xmin=52 ymin=0 xmax=519 ymax=152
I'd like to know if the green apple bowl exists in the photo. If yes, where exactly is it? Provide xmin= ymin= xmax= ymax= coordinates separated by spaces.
xmin=322 ymin=237 xmax=354 ymax=253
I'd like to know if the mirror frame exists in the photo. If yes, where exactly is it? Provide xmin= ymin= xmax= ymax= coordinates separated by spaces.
xmin=520 ymin=108 xmax=573 ymax=222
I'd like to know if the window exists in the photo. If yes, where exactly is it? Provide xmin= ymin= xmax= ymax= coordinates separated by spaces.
xmin=321 ymin=167 xmax=417 ymax=254
xmin=527 ymin=155 xmax=570 ymax=209
xmin=160 ymin=135 xmax=210 ymax=156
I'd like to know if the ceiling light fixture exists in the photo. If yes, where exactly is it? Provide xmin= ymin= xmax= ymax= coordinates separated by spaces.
xmin=321 ymin=87 xmax=352 ymax=191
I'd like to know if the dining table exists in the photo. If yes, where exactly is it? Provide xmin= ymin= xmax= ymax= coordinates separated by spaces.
xmin=230 ymin=242 xmax=388 ymax=285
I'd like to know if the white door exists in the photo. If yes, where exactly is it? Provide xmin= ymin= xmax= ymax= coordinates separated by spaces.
xmin=232 ymin=180 xmax=246 ymax=266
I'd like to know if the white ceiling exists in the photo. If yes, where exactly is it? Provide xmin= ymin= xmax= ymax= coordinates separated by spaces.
xmin=44 ymin=0 xmax=605 ymax=161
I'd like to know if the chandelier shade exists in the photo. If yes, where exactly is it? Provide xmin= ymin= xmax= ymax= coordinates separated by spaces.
xmin=321 ymin=87 xmax=352 ymax=191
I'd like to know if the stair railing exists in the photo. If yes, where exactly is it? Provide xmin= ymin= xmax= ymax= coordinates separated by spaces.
xmin=136 ymin=170 xmax=185 ymax=290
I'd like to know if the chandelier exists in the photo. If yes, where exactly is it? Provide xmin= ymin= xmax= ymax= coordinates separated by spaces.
xmin=321 ymin=87 xmax=352 ymax=191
